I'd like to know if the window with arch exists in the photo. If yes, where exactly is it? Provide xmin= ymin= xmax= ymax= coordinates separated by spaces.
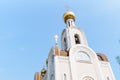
xmin=74 ymin=34 xmax=80 ymax=44
xmin=50 ymin=74 xmax=54 ymax=80
xmin=76 ymin=51 xmax=91 ymax=62
xmin=64 ymin=38 xmax=67 ymax=50
xmin=67 ymin=19 xmax=73 ymax=27
xmin=107 ymin=76 xmax=110 ymax=80
xmin=63 ymin=73 xmax=67 ymax=80
xmin=68 ymin=21 xmax=70 ymax=27
xmin=51 ymin=55 xmax=54 ymax=64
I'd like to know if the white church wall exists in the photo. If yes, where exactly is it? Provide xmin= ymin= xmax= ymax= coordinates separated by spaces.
xmin=100 ymin=61 xmax=115 ymax=80
xmin=76 ymin=62 xmax=98 ymax=79
xmin=54 ymin=56 xmax=71 ymax=80
xmin=69 ymin=45 xmax=104 ymax=80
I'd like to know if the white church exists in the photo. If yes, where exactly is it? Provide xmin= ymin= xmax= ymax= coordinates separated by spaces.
xmin=34 ymin=10 xmax=115 ymax=80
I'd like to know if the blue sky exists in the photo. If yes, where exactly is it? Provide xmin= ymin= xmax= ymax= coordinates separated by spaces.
xmin=0 ymin=0 xmax=120 ymax=80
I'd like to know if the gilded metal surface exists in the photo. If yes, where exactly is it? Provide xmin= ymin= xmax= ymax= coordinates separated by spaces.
xmin=63 ymin=11 xmax=76 ymax=23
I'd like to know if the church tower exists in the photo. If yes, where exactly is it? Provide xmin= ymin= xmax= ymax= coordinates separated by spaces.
xmin=61 ymin=11 xmax=88 ymax=51
xmin=34 ymin=10 xmax=115 ymax=80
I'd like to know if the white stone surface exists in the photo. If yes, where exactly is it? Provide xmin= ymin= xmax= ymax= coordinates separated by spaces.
xmin=46 ymin=11 xmax=115 ymax=80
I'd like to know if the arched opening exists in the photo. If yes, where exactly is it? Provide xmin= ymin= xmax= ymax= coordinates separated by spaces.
xmin=64 ymin=38 xmax=67 ymax=50
xmin=107 ymin=76 xmax=110 ymax=80
xmin=50 ymin=74 xmax=54 ymax=80
xmin=68 ymin=21 xmax=70 ymax=27
xmin=67 ymin=19 xmax=72 ymax=27
xmin=76 ymin=51 xmax=91 ymax=61
xmin=63 ymin=73 xmax=67 ymax=80
xmin=74 ymin=34 xmax=80 ymax=44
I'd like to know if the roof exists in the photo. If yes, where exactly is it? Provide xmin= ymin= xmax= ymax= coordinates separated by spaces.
xmin=54 ymin=45 xmax=68 ymax=57
xmin=97 ymin=53 xmax=109 ymax=62
xmin=34 ymin=72 xmax=43 ymax=80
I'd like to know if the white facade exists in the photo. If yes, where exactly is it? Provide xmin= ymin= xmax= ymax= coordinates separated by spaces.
xmin=34 ymin=11 xmax=115 ymax=80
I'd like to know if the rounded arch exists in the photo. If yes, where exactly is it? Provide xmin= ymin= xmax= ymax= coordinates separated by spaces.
xmin=76 ymin=51 xmax=91 ymax=62
xmin=69 ymin=45 xmax=103 ymax=80
xmin=69 ymin=45 xmax=98 ymax=63
xmin=70 ymin=27 xmax=88 ymax=46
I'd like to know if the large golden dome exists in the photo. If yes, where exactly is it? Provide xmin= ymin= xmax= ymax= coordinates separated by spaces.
xmin=63 ymin=11 xmax=76 ymax=23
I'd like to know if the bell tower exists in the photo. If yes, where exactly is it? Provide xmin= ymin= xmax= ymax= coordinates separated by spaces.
xmin=61 ymin=11 xmax=88 ymax=51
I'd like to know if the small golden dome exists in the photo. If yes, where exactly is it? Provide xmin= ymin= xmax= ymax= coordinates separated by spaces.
xmin=41 ymin=68 xmax=46 ymax=75
xmin=63 ymin=11 xmax=76 ymax=23
xmin=46 ymin=59 xmax=48 ymax=65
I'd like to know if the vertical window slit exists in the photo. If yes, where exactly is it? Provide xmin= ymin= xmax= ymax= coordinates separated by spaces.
xmin=64 ymin=73 xmax=66 ymax=80
xmin=74 ymin=34 xmax=80 ymax=44
xmin=64 ymin=38 xmax=67 ymax=50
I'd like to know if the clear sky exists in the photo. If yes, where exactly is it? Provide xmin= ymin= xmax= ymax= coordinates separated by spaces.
xmin=0 ymin=0 xmax=120 ymax=80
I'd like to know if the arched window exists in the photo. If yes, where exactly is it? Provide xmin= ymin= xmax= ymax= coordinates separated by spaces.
xmin=76 ymin=51 xmax=90 ymax=61
xmin=67 ymin=20 xmax=72 ymax=27
xmin=63 ymin=73 xmax=67 ymax=80
xmin=107 ymin=76 xmax=110 ymax=80
xmin=51 ymin=55 xmax=54 ymax=64
xmin=74 ymin=34 xmax=80 ymax=44
xmin=64 ymin=38 xmax=67 ymax=50
xmin=50 ymin=74 xmax=54 ymax=80
xmin=68 ymin=22 xmax=70 ymax=27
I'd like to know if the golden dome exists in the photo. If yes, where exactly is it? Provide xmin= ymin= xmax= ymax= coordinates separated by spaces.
xmin=41 ymin=68 xmax=46 ymax=75
xmin=63 ymin=11 xmax=76 ymax=23
xmin=46 ymin=59 xmax=48 ymax=66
